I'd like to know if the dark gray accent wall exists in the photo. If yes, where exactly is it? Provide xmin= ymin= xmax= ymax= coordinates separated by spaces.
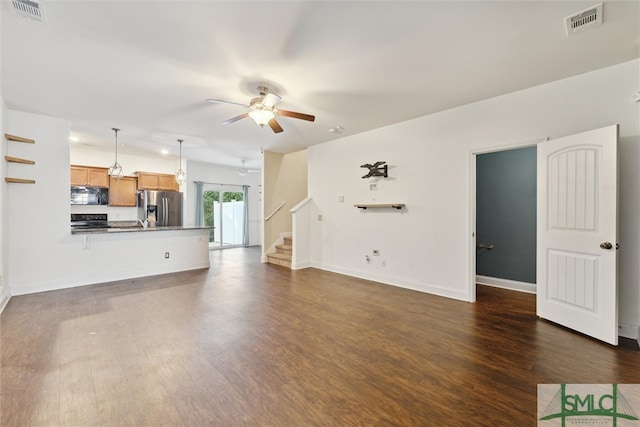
xmin=476 ymin=146 xmax=536 ymax=284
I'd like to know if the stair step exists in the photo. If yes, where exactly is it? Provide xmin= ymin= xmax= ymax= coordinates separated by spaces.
xmin=283 ymin=236 xmax=292 ymax=245
xmin=267 ymin=252 xmax=292 ymax=268
xmin=268 ymin=252 xmax=291 ymax=261
xmin=276 ymin=244 xmax=292 ymax=255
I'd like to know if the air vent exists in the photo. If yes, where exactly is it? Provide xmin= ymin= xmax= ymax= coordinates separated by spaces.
xmin=565 ymin=3 xmax=602 ymax=36
xmin=11 ymin=0 xmax=46 ymax=22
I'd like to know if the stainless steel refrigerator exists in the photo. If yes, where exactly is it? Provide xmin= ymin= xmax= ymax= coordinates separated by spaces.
xmin=137 ymin=190 xmax=183 ymax=227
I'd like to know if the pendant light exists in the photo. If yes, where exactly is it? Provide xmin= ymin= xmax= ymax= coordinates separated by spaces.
xmin=108 ymin=128 xmax=123 ymax=179
xmin=175 ymin=139 xmax=186 ymax=185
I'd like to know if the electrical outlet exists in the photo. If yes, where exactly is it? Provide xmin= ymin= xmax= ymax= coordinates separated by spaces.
xmin=370 ymin=183 xmax=378 ymax=191
xmin=381 ymin=260 xmax=386 ymax=267
xmin=365 ymin=255 xmax=371 ymax=264
xmin=165 ymin=252 xmax=170 ymax=259
xmin=373 ymin=249 xmax=380 ymax=256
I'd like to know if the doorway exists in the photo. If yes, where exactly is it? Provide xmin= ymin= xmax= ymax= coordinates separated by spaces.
xmin=475 ymin=146 xmax=537 ymax=293
xmin=468 ymin=126 xmax=619 ymax=345
xmin=468 ymin=138 xmax=548 ymax=302
xmin=202 ymin=184 xmax=246 ymax=250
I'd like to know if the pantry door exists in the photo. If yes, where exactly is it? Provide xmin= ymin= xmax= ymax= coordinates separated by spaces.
xmin=537 ymin=125 xmax=618 ymax=345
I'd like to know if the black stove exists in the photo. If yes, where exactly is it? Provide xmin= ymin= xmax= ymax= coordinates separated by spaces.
xmin=71 ymin=213 xmax=110 ymax=229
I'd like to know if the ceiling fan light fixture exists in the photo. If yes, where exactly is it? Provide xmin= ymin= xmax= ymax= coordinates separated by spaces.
xmin=249 ymin=109 xmax=275 ymax=126
xmin=175 ymin=139 xmax=186 ymax=185
xmin=238 ymin=160 xmax=248 ymax=176
xmin=108 ymin=127 xmax=123 ymax=179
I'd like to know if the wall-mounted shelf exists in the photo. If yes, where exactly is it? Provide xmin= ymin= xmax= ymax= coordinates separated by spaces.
xmin=355 ymin=203 xmax=405 ymax=210
xmin=5 ymin=133 xmax=35 ymax=144
xmin=5 ymin=178 xmax=36 ymax=184
xmin=5 ymin=156 xmax=35 ymax=165
xmin=5 ymin=133 xmax=36 ymax=184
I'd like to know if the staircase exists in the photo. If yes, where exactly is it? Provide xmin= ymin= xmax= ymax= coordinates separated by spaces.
xmin=267 ymin=236 xmax=292 ymax=269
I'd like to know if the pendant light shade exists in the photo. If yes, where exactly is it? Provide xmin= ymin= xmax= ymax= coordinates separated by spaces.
xmin=175 ymin=139 xmax=186 ymax=185
xmin=108 ymin=128 xmax=123 ymax=179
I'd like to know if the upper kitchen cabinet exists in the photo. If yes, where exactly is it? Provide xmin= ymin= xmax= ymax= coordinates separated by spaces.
xmin=136 ymin=172 xmax=179 ymax=191
xmin=109 ymin=177 xmax=138 ymax=207
xmin=70 ymin=165 xmax=109 ymax=188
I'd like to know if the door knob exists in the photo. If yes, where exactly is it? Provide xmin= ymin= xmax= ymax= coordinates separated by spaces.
xmin=600 ymin=242 xmax=613 ymax=250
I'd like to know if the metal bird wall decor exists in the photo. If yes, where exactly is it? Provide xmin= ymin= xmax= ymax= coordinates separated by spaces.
xmin=360 ymin=161 xmax=388 ymax=179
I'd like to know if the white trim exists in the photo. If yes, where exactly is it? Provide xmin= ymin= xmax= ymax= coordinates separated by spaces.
xmin=318 ymin=262 xmax=469 ymax=302
xmin=618 ymin=322 xmax=640 ymax=340
xmin=291 ymin=261 xmax=311 ymax=270
xmin=476 ymin=275 xmax=536 ymax=294
xmin=467 ymin=136 xmax=548 ymax=303
xmin=289 ymin=197 xmax=312 ymax=213
xmin=0 ymin=293 xmax=10 ymax=314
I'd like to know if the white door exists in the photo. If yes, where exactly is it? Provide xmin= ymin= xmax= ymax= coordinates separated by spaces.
xmin=537 ymin=125 xmax=618 ymax=345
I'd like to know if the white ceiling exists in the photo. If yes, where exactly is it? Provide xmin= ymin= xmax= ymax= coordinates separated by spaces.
xmin=3 ymin=1 xmax=639 ymax=170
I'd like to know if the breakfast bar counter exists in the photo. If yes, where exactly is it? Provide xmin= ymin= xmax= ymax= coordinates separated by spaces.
xmin=71 ymin=225 xmax=212 ymax=235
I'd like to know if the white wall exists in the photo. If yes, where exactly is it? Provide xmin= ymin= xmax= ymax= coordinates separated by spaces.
xmin=308 ymin=60 xmax=640 ymax=335
xmin=186 ymin=160 xmax=262 ymax=246
xmin=0 ymin=1 xmax=8 ymax=311
xmin=7 ymin=110 xmax=209 ymax=295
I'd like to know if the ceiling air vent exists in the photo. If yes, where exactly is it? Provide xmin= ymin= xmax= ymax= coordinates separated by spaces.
xmin=11 ymin=0 xmax=46 ymax=23
xmin=565 ymin=3 xmax=602 ymax=36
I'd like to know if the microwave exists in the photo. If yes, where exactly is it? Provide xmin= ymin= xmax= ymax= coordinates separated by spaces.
xmin=70 ymin=186 xmax=109 ymax=205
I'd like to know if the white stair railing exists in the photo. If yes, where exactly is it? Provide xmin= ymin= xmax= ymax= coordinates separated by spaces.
xmin=265 ymin=201 xmax=286 ymax=222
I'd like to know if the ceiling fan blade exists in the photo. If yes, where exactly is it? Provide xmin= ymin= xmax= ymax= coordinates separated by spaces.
xmin=277 ymin=109 xmax=316 ymax=122
xmin=207 ymin=99 xmax=249 ymax=108
xmin=268 ymin=118 xmax=284 ymax=133
xmin=222 ymin=112 xmax=249 ymax=125
xmin=262 ymin=93 xmax=281 ymax=108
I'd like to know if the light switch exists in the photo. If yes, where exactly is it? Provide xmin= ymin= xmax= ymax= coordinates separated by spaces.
xmin=338 ymin=196 xmax=344 ymax=203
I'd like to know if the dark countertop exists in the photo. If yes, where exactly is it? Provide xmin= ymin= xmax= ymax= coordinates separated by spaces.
xmin=71 ymin=225 xmax=212 ymax=235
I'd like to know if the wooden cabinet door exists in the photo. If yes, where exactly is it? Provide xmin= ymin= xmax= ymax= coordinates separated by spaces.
xmin=88 ymin=168 xmax=109 ymax=188
xmin=70 ymin=166 xmax=88 ymax=186
xmin=158 ymin=174 xmax=179 ymax=191
xmin=137 ymin=172 xmax=159 ymax=190
xmin=109 ymin=177 xmax=138 ymax=207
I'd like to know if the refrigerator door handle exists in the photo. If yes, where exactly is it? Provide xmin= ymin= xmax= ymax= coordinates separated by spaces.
xmin=162 ymin=197 xmax=165 ymax=226
xmin=164 ymin=197 xmax=168 ymax=226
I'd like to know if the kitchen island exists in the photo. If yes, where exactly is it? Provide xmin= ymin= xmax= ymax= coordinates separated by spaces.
xmin=57 ymin=225 xmax=213 ymax=296
xmin=71 ymin=224 xmax=212 ymax=234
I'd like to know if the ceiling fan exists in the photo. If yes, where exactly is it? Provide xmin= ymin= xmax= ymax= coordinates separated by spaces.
xmin=207 ymin=86 xmax=315 ymax=133
xmin=238 ymin=160 xmax=259 ymax=176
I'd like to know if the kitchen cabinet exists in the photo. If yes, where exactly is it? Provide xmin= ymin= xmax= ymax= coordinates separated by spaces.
xmin=71 ymin=165 xmax=109 ymax=188
xmin=109 ymin=176 xmax=138 ymax=207
xmin=136 ymin=172 xmax=179 ymax=191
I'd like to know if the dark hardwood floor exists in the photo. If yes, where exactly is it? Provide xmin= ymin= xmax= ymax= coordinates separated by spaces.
xmin=2 ymin=247 xmax=639 ymax=426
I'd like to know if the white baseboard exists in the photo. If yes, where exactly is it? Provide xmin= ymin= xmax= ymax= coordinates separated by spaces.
xmin=291 ymin=261 xmax=311 ymax=270
xmin=476 ymin=275 xmax=536 ymax=294
xmin=619 ymin=322 xmax=640 ymax=341
xmin=0 ymin=277 xmax=10 ymax=314
xmin=0 ymin=294 xmax=10 ymax=314
xmin=317 ymin=262 xmax=469 ymax=302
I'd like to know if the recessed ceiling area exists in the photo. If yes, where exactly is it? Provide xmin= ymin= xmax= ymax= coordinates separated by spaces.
xmin=2 ymin=1 xmax=639 ymax=170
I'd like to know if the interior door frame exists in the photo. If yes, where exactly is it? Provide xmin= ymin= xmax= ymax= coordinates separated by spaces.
xmin=467 ymin=137 xmax=548 ymax=302
xmin=203 ymin=183 xmax=246 ymax=250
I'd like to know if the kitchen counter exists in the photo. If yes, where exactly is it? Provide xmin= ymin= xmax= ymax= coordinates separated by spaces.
xmin=71 ymin=225 xmax=212 ymax=235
